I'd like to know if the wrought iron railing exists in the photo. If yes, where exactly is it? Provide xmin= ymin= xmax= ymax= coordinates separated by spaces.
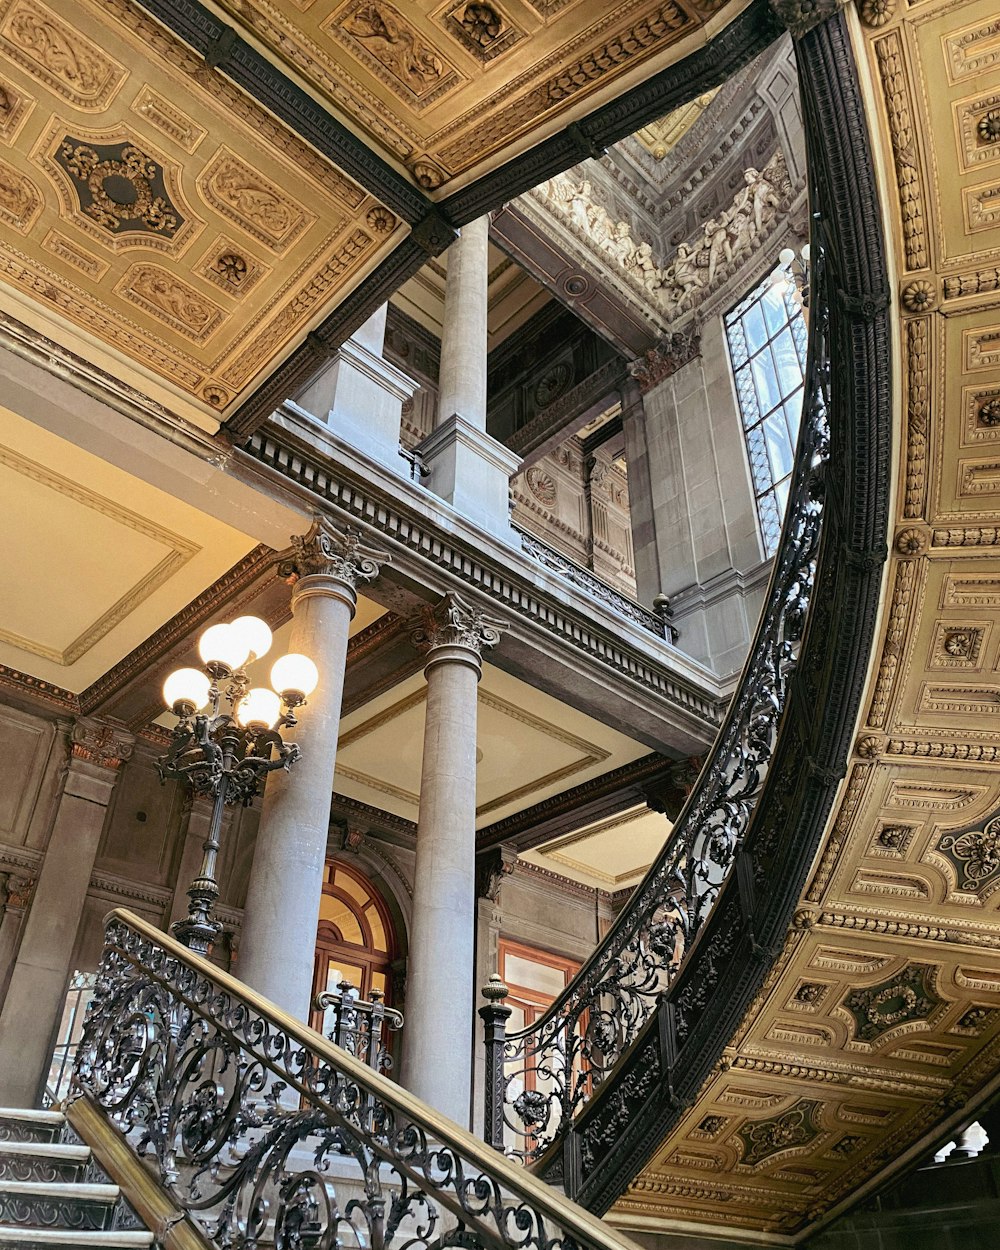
xmin=72 ymin=909 xmax=641 ymax=1250
xmin=482 ymin=241 xmax=831 ymax=1163
xmin=515 ymin=528 xmax=672 ymax=640
xmin=314 ymin=980 xmax=403 ymax=1076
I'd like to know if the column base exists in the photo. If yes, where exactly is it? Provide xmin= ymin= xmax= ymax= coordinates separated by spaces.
xmin=418 ymin=414 xmax=522 ymax=543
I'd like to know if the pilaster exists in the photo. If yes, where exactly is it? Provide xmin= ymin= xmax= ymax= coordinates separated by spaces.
xmin=0 ymin=716 xmax=133 ymax=1107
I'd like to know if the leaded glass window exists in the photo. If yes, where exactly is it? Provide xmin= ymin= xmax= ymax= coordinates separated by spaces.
xmin=724 ymin=270 xmax=808 ymax=555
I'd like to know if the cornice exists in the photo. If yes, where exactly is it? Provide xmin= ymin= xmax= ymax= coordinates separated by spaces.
xmin=512 ymin=857 xmax=614 ymax=904
xmin=240 ymin=423 xmax=724 ymax=739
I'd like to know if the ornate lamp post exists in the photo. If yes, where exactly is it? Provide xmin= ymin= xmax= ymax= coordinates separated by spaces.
xmin=157 ymin=615 xmax=319 ymax=955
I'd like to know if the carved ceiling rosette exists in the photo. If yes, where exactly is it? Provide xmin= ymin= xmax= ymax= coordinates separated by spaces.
xmin=276 ymin=517 xmax=390 ymax=588
xmin=841 ymin=963 xmax=941 ymax=1045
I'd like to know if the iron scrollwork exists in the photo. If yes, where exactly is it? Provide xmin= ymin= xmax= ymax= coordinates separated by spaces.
xmin=483 ymin=240 xmax=832 ymax=1164
xmin=73 ymin=910 xmax=627 ymax=1250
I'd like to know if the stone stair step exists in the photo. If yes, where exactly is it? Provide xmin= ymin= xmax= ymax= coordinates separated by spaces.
xmin=0 ymin=1117 xmax=65 ymax=1148
xmin=0 ymin=1143 xmax=92 ymax=1185
xmin=0 ymin=1185 xmax=119 ymax=1203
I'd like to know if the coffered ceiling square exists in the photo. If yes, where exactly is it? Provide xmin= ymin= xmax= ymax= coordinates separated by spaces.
xmin=332 ymin=660 xmax=647 ymax=824
xmin=0 ymin=0 xmax=401 ymax=425
xmin=205 ymin=0 xmax=710 ymax=187
xmin=0 ymin=409 xmax=255 ymax=692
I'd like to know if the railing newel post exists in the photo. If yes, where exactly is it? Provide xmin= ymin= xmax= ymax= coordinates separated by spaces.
xmin=479 ymin=974 xmax=512 ymax=1152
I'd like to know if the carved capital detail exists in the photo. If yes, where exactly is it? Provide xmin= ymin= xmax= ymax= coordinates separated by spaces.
xmin=276 ymin=517 xmax=390 ymax=587
xmin=628 ymin=330 xmax=701 ymax=395
xmin=768 ymin=0 xmax=850 ymax=38
xmin=410 ymin=592 xmax=507 ymax=657
xmin=3 ymin=874 xmax=34 ymax=912
xmin=70 ymin=717 xmax=134 ymax=770
xmin=476 ymin=844 xmax=518 ymax=902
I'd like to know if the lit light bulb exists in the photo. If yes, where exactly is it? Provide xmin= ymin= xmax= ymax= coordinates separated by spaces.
xmin=198 ymin=623 xmax=250 ymax=671
xmin=163 ymin=667 xmax=210 ymax=714
xmin=270 ymin=653 xmax=319 ymax=703
xmin=236 ymin=687 xmax=281 ymax=730
xmin=778 ymin=247 xmax=795 ymax=267
xmin=800 ymin=243 xmax=811 ymax=263
xmin=230 ymin=615 xmax=272 ymax=662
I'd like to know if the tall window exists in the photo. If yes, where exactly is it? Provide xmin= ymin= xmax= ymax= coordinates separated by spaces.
xmin=311 ymin=860 xmax=397 ymax=1035
xmin=724 ymin=269 xmax=808 ymax=555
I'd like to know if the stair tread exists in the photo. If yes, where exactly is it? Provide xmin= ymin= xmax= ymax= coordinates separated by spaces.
xmin=0 ymin=1147 xmax=89 ymax=1163
xmin=0 ymin=1114 xmax=64 ymax=1127
xmin=0 ymin=1183 xmax=118 ymax=1201
xmin=0 ymin=1234 xmax=152 ymax=1246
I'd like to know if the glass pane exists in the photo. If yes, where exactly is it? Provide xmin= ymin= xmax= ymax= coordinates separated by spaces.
xmin=365 ymin=903 xmax=387 ymax=953
xmin=784 ymin=393 xmax=803 ymax=441
xmin=504 ymin=953 xmax=568 ymax=998
xmin=372 ymin=971 xmax=387 ymax=997
xmin=745 ymin=424 xmax=771 ymax=497
xmin=771 ymin=328 xmax=803 ymax=396
xmin=751 ymin=350 xmax=782 ymax=415
xmin=319 ymin=893 xmax=364 ymax=944
xmin=742 ymin=301 xmax=768 ymax=354
xmin=727 ymin=317 xmax=749 ymax=368
xmin=764 ymin=413 xmax=794 ymax=481
xmin=507 ymin=1003 xmax=527 ymax=1033
xmin=335 ymin=870 xmax=372 ymax=908
xmin=326 ymin=958 xmax=365 ymax=991
xmin=735 ymin=367 xmax=760 ymax=427
xmin=758 ymin=491 xmax=783 ymax=555
xmin=761 ymin=284 xmax=788 ymax=336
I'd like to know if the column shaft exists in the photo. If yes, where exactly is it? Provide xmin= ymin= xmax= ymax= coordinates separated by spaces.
xmin=436 ymin=216 xmax=489 ymax=429
xmin=237 ymin=574 xmax=355 ymax=1020
xmin=402 ymin=594 xmax=504 ymax=1126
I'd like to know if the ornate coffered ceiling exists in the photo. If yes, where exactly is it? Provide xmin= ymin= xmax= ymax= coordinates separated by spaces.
xmin=0 ymin=0 xmax=778 ymax=434
xmin=0 ymin=0 xmax=402 ymax=426
xmin=607 ymin=0 xmax=1000 ymax=1240
xmin=196 ymin=0 xmax=743 ymax=192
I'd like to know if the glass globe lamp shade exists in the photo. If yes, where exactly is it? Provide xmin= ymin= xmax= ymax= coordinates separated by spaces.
xmin=800 ymin=243 xmax=811 ymax=263
xmin=778 ymin=246 xmax=796 ymax=267
xmin=236 ymin=687 xmax=281 ymax=730
xmin=163 ymin=667 xmax=211 ymax=714
xmin=198 ymin=622 xmax=249 ymax=671
xmin=271 ymin=653 xmax=319 ymax=703
xmin=230 ymin=615 xmax=273 ymax=662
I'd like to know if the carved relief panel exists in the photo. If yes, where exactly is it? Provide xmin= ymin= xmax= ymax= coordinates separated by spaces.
xmin=0 ymin=0 xmax=395 ymax=420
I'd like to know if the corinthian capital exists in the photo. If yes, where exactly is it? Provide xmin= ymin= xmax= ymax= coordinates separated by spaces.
xmin=276 ymin=517 xmax=390 ymax=587
xmin=70 ymin=717 xmax=134 ymax=770
xmin=410 ymin=592 xmax=507 ymax=656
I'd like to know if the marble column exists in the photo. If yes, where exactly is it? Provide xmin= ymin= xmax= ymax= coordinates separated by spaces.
xmin=402 ymin=593 xmax=505 ymax=1125
xmin=0 ymin=717 xmax=134 ymax=1107
xmin=418 ymin=218 xmax=521 ymax=541
xmin=238 ymin=518 xmax=389 ymax=1021
xmin=437 ymin=217 xmax=489 ymax=430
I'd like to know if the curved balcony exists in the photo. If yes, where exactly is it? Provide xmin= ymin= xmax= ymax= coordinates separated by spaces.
xmin=480 ymin=9 xmax=893 ymax=1216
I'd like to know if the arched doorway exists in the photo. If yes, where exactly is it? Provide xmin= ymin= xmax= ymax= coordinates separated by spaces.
xmin=310 ymin=859 xmax=397 ymax=1036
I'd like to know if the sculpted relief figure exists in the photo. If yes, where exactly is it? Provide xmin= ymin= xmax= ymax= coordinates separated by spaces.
xmin=657 ymin=150 xmax=791 ymax=314
xmin=537 ymin=150 xmax=791 ymax=316
xmin=344 ymin=4 xmax=444 ymax=88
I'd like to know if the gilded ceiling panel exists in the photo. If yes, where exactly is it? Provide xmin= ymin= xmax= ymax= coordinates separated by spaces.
xmin=204 ymin=0 xmax=724 ymax=188
xmin=611 ymin=0 xmax=1000 ymax=1238
xmin=0 ymin=0 xmax=401 ymax=420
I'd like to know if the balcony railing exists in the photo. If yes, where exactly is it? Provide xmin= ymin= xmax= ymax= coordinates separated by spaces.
xmin=481 ymin=240 xmax=832 ymax=1166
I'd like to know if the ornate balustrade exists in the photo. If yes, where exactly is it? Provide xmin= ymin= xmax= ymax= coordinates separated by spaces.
xmin=314 ymin=980 xmax=403 ymax=1076
xmin=482 ymin=240 xmax=832 ymax=1166
xmin=72 ymin=909 xmax=638 ymax=1250
xmin=515 ymin=528 xmax=673 ymax=640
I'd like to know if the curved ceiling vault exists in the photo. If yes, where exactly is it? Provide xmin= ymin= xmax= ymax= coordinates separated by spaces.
xmin=605 ymin=0 xmax=1000 ymax=1242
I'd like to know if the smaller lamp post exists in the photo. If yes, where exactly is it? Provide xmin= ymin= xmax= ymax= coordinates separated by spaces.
xmin=157 ymin=615 xmax=319 ymax=955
